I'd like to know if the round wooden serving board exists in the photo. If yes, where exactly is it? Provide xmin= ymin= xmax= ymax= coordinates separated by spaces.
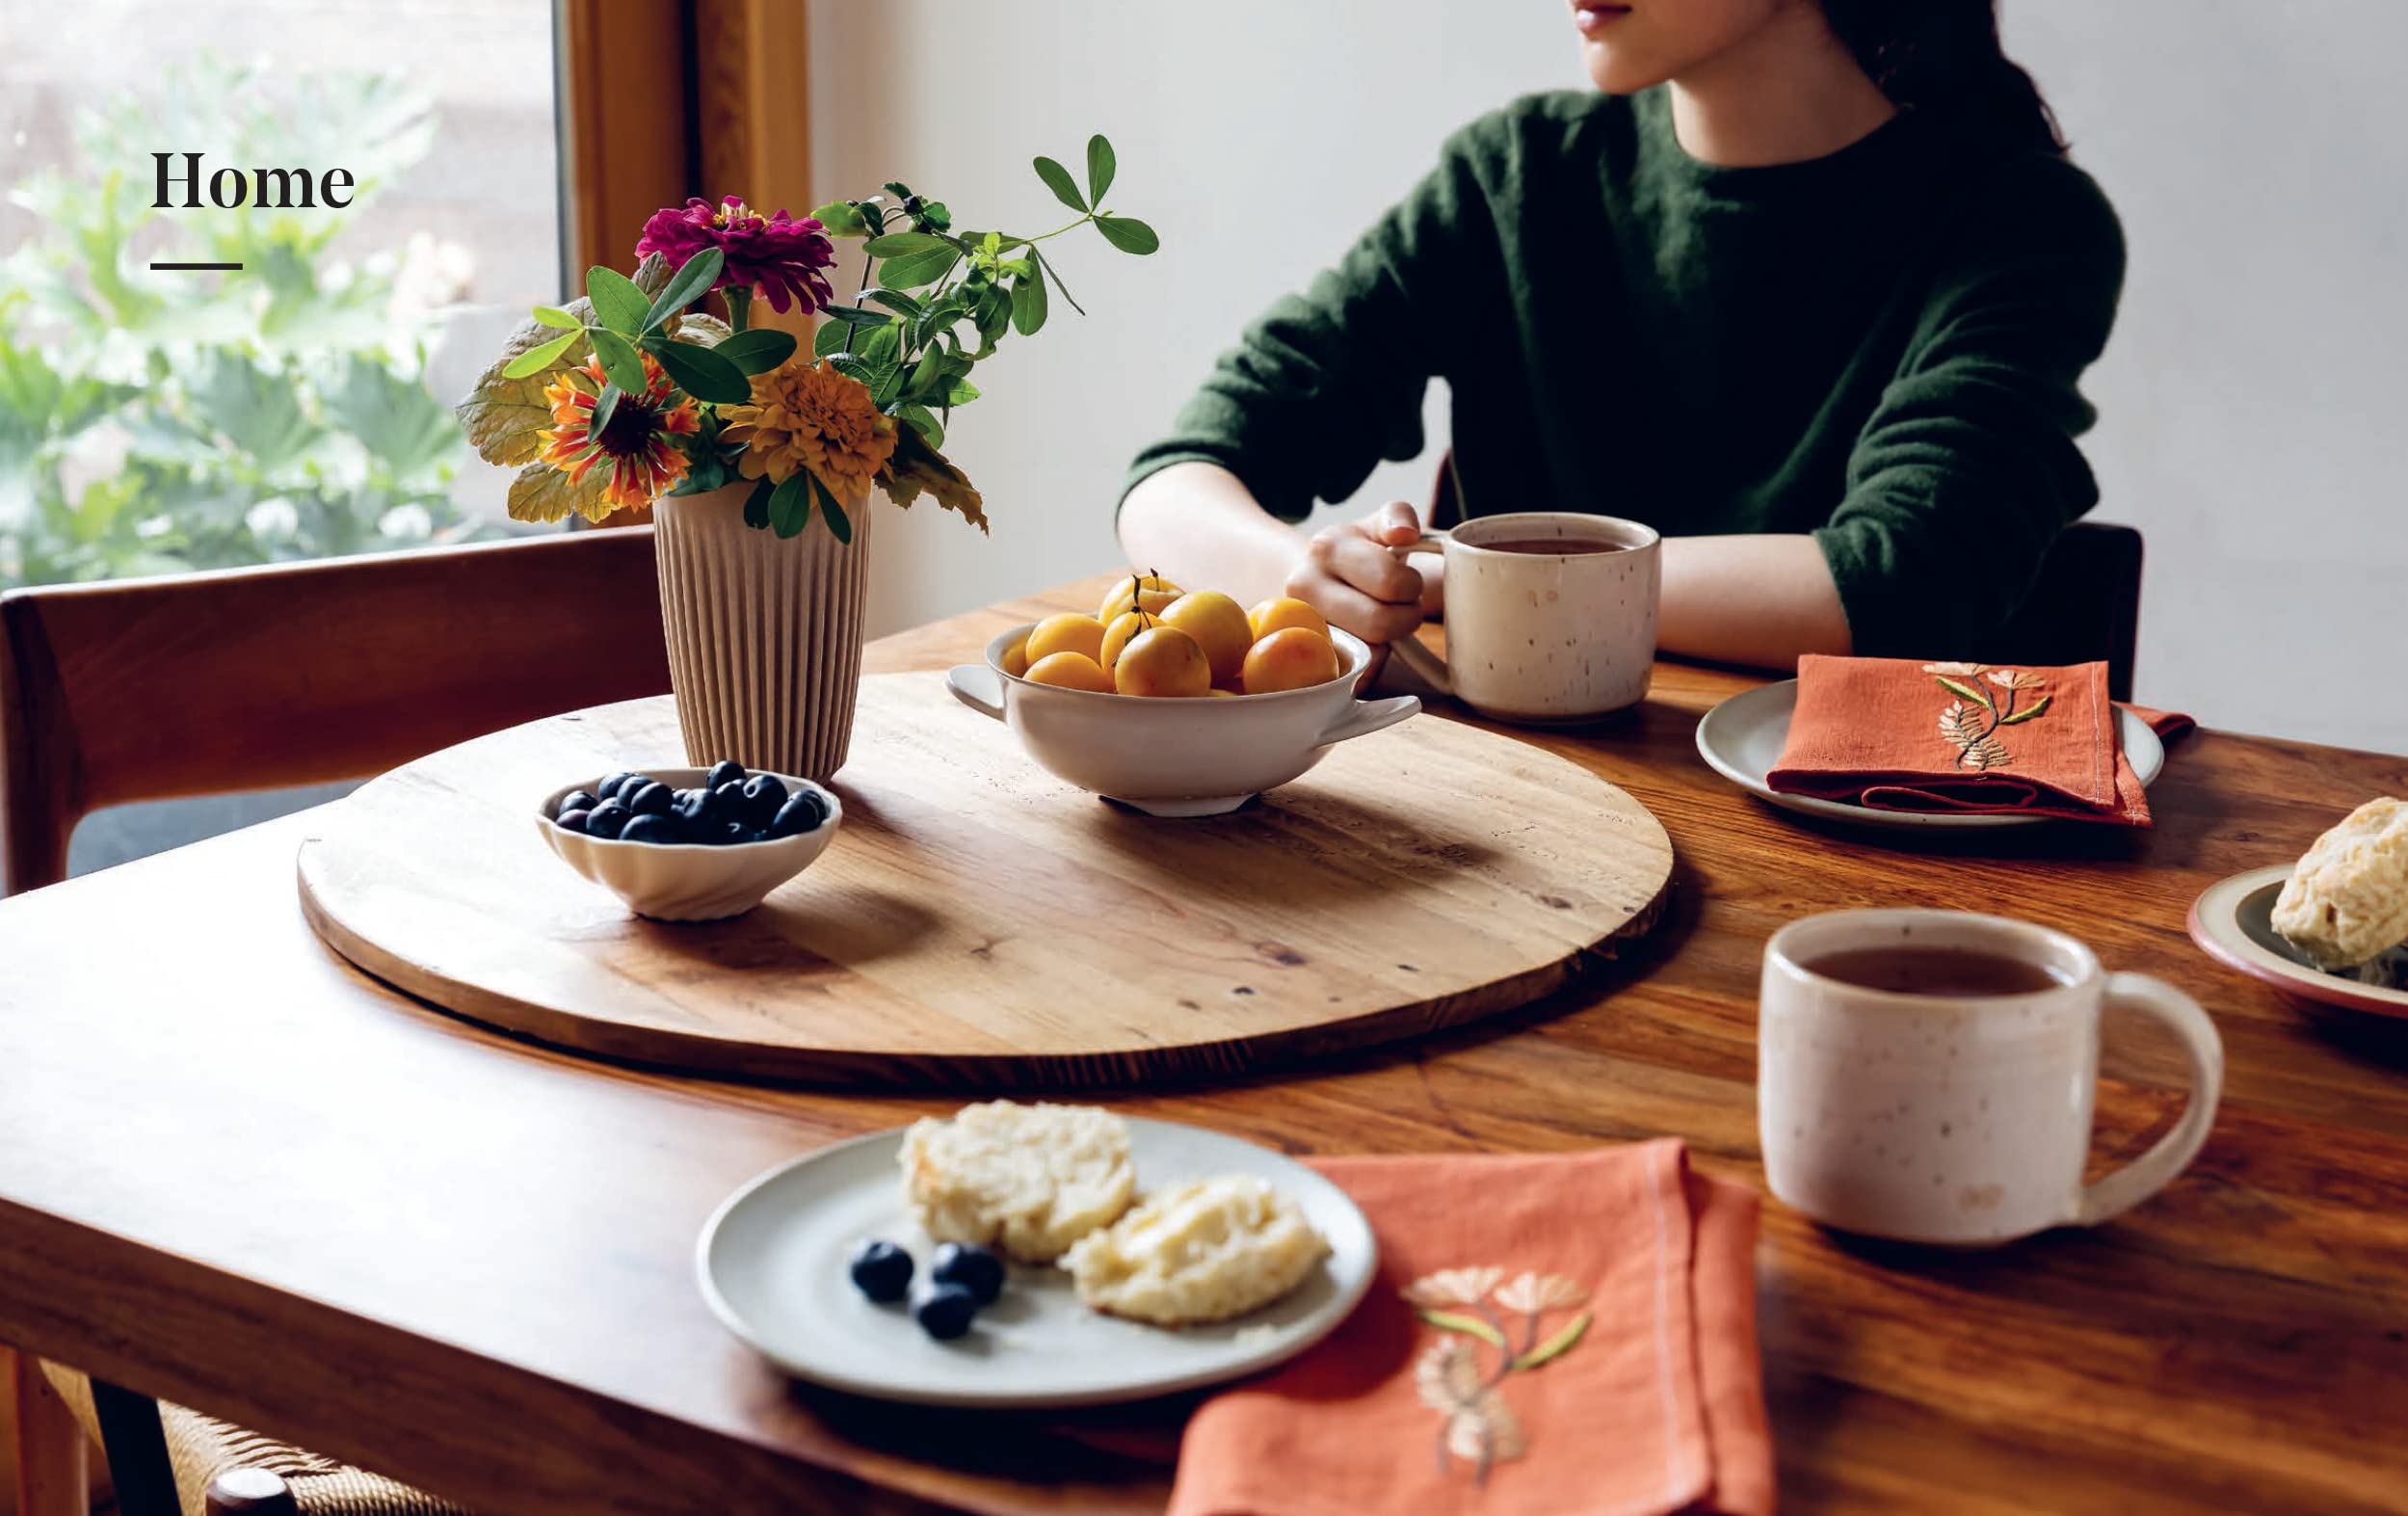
xmin=298 ymin=675 xmax=1673 ymax=1087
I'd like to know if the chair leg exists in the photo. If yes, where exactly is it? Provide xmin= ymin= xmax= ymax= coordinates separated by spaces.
xmin=10 ymin=1349 xmax=90 ymax=1516
xmin=89 ymin=1381 xmax=178 ymax=1516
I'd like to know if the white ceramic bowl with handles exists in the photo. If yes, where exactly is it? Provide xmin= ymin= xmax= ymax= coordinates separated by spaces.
xmin=945 ymin=625 xmax=1418 ymax=816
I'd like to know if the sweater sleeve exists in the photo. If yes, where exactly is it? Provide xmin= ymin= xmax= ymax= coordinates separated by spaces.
xmin=1813 ymin=154 xmax=2127 ymax=656
xmin=1121 ymin=115 xmax=1510 ymax=522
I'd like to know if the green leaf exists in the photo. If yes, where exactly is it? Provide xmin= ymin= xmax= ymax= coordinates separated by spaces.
xmin=588 ymin=384 xmax=622 ymax=443
xmin=1934 ymin=676 xmax=1995 ymax=710
xmin=1086 ymin=133 xmax=1116 ymax=204
xmin=863 ymin=288 xmax=924 ymax=318
xmin=501 ymin=331 xmax=579 ymax=380
xmin=530 ymin=306 xmax=581 ymax=331
xmin=711 ymin=328 xmax=798 ymax=374
xmin=585 ymin=266 xmax=651 ymax=333
xmin=323 ymin=357 xmax=463 ymax=483
xmin=827 ymin=354 xmax=877 ymax=387
xmin=741 ymin=475 xmax=774 ymax=528
xmin=819 ymin=303 xmax=892 ymax=326
xmin=1998 ymin=694 xmax=2053 ymax=726
xmin=642 ymin=247 xmax=726 ymax=330
xmin=645 ymin=337 xmax=752 ymax=405
xmin=187 ymin=351 xmax=319 ymax=470
xmin=1513 ymin=1312 xmax=1591 ymax=1370
xmin=812 ymin=472 xmax=853 ymax=545
xmin=898 ymin=403 xmax=942 ymax=448
xmin=813 ymin=319 xmax=854 ymax=358
xmin=877 ymin=247 xmax=957 ymax=290
xmin=905 ymin=346 xmax=949 ymax=400
xmin=588 ymin=328 xmax=648 ymax=396
xmin=946 ymin=376 xmax=981 ymax=406
xmin=507 ymin=459 xmax=607 ymax=525
xmin=1094 ymin=215 xmax=1159 ymax=255
xmin=862 ymin=231 xmax=952 ymax=258
xmin=1415 ymin=1309 xmax=1508 ymax=1350
xmin=1032 ymin=154 xmax=1086 ymax=213
xmin=810 ymin=199 xmax=869 ymax=237
xmin=1010 ymin=271 xmax=1047 ymax=336
xmin=766 ymin=471 xmax=812 ymax=538
xmin=1034 ymin=248 xmax=1087 ymax=315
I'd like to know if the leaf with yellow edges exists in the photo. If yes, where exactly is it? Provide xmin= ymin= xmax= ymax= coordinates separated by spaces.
xmin=882 ymin=422 xmax=987 ymax=533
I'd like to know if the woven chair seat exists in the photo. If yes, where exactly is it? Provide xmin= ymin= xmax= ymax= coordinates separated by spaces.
xmin=40 ymin=1360 xmax=471 ymax=1516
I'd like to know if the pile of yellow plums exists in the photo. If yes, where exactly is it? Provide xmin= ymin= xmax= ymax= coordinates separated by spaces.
xmin=1000 ymin=572 xmax=1343 ymax=698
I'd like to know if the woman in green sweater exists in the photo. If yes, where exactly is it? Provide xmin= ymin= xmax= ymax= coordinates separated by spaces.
xmin=1118 ymin=0 xmax=2123 ymax=672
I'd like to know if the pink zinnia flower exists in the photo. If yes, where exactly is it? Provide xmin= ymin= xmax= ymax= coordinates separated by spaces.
xmin=635 ymin=196 xmax=836 ymax=315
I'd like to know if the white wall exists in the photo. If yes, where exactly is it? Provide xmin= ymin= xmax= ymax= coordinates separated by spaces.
xmin=815 ymin=1 xmax=2408 ymax=754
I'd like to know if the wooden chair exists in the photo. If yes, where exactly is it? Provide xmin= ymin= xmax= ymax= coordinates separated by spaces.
xmin=1424 ymin=457 xmax=2144 ymax=696
xmin=1 ymin=527 xmax=672 ymax=1516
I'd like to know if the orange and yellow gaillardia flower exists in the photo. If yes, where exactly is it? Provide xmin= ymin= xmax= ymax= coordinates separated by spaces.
xmin=537 ymin=354 xmax=701 ymax=519
xmin=721 ymin=359 xmax=897 ymax=506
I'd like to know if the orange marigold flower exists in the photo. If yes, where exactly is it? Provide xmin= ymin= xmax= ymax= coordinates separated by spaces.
xmin=536 ymin=354 xmax=701 ymax=520
xmin=721 ymin=359 xmax=897 ymax=506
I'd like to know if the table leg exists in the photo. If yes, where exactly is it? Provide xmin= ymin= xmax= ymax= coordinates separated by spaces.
xmin=9 ymin=1348 xmax=89 ymax=1516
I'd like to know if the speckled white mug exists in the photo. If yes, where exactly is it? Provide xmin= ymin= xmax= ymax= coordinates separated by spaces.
xmin=1758 ymin=910 xmax=2223 ymax=1245
xmin=1388 ymin=512 xmax=1660 ymax=724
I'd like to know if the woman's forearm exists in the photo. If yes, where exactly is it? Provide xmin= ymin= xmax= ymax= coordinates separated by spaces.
xmin=1656 ymin=534 xmax=1853 ymax=670
xmin=1116 ymin=463 xmax=1307 ymax=609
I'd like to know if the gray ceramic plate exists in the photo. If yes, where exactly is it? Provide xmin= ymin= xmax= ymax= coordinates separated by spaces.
xmin=696 ymin=1119 xmax=1377 ymax=1407
xmin=2188 ymin=864 xmax=2408 ymax=1018
xmin=1694 ymin=679 xmax=2166 ymax=831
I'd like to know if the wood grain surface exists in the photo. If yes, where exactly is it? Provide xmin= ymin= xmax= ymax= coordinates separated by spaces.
xmin=295 ymin=675 xmax=1673 ymax=1087
xmin=2 ymin=573 xmax=2406 ymax=1516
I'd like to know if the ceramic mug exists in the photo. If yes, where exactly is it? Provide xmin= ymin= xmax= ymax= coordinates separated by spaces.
xmin=1387 ymin=512 xmax=1660 ymax=724
xmin=1757 ymin=909 xmax=2224 ymax=1245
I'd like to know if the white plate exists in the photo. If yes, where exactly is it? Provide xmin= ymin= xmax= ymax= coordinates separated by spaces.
xmin=696 ymin=1119 xmax=1378 ymax=1407
xmin=2188 ymin=864 xmax=2408 ymax=1019
xmin=1694 ymin=679 xmax=2166 ymax=831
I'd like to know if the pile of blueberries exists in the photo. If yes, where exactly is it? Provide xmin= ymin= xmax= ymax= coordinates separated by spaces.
xmin=848 ymin=1237 xmax=1005 ymax=1341
xmin=550 ymin=760 xmax=829 ymax=846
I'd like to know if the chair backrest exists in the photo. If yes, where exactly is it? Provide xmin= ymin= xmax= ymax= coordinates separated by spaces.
xmin=1982 ymin=520 xmax=2144 ymax=702
xmin=1426 ymin=456 xmax=2142 ymax=697
xmin=0 ymin=527 xmax=670 ymax=894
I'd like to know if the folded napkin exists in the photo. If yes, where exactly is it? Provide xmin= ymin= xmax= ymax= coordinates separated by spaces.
xmin=1766 ymin=655 xmax=2181 ymax=826
xmin=1169 ymin=1141 xmax=1772 ymax=1516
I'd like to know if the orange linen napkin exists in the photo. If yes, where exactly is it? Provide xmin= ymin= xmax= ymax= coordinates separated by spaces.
xmin=1767 ymin=655 xmax=2163 ymax=825
xmin=1168 ymin=1141 xmax=1773 ymax=1516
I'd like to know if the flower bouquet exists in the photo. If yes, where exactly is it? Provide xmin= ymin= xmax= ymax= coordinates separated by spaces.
xmin=455 ymin=136 xmax=1154 ymax=778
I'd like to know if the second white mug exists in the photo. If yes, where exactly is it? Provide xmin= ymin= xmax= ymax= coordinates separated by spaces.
xmin=1388 ymin=511 xmax=1660 ymax=725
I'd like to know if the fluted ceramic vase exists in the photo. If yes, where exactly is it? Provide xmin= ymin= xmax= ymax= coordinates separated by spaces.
xmin=652 ymin=481 xmax=873 ymax=783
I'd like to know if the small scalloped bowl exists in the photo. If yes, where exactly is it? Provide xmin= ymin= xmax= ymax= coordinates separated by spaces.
xmin=945 ymin=625 xmax=1419 ymax=816
xmin=535 ymin=767 xmax=840 ymax=921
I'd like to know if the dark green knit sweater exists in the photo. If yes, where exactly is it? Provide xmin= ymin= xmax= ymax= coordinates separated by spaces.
xmin=1124 ymin=88 xmax=2125 ymax=655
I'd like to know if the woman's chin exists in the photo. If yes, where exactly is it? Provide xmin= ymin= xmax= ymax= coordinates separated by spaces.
xmin=1579 ymin=41 xmax=1673 ymax=95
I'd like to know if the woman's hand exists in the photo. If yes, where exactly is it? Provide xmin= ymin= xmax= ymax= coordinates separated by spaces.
xmin=1285 ymin=501 xmax=1437 ymax=656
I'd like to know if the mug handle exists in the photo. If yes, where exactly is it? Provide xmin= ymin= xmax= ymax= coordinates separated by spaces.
xmin=2074 ymin=972 xmax=2225 ymax=1226
xmin=944 ymin=664 xmax=1007 ymax=722
xmin=1384 ymin=530 xmax=1453 ymax=694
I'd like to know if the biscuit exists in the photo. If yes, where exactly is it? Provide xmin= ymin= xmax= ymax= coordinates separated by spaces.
xmin=1064 ymin=1175 xmax=1327 ymax=1327
xmin=899 ymin=1101 xmax=1135 ymax=1263
xmin=2272 ymin=798 xmax=2408 ymax=970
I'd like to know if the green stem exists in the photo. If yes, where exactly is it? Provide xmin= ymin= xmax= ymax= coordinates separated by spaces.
xmin=723 ymin=286 xmax=752 ymax=332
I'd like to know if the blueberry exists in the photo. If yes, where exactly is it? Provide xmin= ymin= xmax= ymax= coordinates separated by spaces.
xmin=848 ymin=1238 xmax=913 ymax=1302
xmin=620 ymin=813 xmax=681 ymax=844
xmin=705 ymin=759 xmax=746 ymax=792
xmin=739 ymin=773 xmax=787 ymax=826
xmin=770 ymin=791 xmax=827 ymax=838
xmin=738 ymin=828 xmax=770 ymax=845
xmin=619 ymin=773 xmax=658 ymax=801
xmin=673 ymin=786 xmax=722 ymax=830
xmin=930 ymin=1242 xmax=1004 ymax=1306
xmin=584 ymin=798 xmax=631 ymax=839
xmin=912 ymin=1283 xmax=979 ymax=1341
xmin=558 ymin=789 xmax=601 ymax=818
xmin=595 ymin=771 xmax=634 ymax=802
xmin=713 ymin=779 xmax=748 ymax=814
xmin=554 ymin=808 xmax=592 ymax=834
xmin=623 ymin=781 xmax=673 ymax=818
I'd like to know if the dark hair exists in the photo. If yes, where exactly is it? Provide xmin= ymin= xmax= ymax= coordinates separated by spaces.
xmin=1822 ymin=0 xmax=2067 ymax=154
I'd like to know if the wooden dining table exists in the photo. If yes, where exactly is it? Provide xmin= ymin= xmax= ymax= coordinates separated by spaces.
xmin=3 ymin=572 xmax=2405 ymax=1516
